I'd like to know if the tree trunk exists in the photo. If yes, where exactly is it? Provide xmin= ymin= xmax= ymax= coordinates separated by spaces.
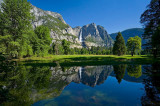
xmin=131 ymin=52 xmax=134 ymax=56
xmin=153 ymin=48 xmax=157 ymax=58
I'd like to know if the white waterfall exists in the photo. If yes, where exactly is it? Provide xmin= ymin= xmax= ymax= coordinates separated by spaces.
xmin=79 ymin=29 xmax=83 ymax=42
xmin=79 ymin=67 xmax=82 ymax=79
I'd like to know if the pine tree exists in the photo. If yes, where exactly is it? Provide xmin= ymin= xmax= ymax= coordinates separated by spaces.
xmin=62 ymin=40 xmax=70 ymax=55
xmin=0 ymin=0 xmax=33 ymax=58
xmin=151 ymin=25 xmax=160 ymax=57
xmin=34 ymin=25 xmax=51 ymax=56
xmin=113 ymin=64 xmax=126 ymax=84
xmin=0 ymin=0 xmax=33 ymax=40
xmin=140 ymin=0 xmax=160 ymax=56
xmin=113 ymin=32 xmax=126 ymax=56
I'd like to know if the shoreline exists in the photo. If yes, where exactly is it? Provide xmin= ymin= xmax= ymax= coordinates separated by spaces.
xmin=13 ymin=55 xmax=160 ymax=66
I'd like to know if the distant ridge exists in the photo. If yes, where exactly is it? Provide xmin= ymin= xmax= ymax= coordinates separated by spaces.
xmin=110 ymin=28 xmax=144 ymax=42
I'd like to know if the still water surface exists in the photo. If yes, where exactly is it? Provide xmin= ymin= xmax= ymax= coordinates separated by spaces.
xmin=0 ymin=62 xmax=160 ymax=106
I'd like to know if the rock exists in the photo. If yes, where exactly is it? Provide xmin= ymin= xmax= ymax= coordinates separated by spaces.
xmin=0 ymin=1 xmax=114 ymax=48
xmin=72 ymin=23 xmax=114 ymax=47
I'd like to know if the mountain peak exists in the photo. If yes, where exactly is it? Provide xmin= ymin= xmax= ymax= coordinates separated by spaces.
xmin=90 ymin=23 xmax=96 ymax=25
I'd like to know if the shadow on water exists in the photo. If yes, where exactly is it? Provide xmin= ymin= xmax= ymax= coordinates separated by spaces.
xmin=0 ymin=54 xmax=160 ymax=105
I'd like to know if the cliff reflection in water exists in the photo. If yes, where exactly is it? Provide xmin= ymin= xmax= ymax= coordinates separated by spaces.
xmin=0 ymin=62 xmax=160 ymax=105
xmin=51 ymin=65 xmax=113 ymax=87
xmin=0 ymin=64 xmax=113 ymax=105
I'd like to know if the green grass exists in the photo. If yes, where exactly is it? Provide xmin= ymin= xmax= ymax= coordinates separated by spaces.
xmin=14 ymin=55 xmax=160 ymax=66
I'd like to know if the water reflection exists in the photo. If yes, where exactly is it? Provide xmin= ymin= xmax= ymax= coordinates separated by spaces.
xmin=113 ymin=64 xmax=126 ymax=83
xmin=141 ymin=63 xmax=160 ymax=105
xmin=50 ymin=65 xmax=113 ymax=87
xmin=0 ymin=60 xmax=160 ymax=105
xmin=127 ymin=65 xmax=142 ymax=78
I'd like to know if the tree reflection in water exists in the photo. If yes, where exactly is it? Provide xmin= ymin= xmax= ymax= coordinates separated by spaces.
xmin=127 ymin=64 xmax=142 ymax=78
xmin=0 ymin=54 xmax=160 ymax=105
xmin=141 ymin=63 xmax=160 ymax=105
xmin=113 ymin=64 xmax=127 ymax=83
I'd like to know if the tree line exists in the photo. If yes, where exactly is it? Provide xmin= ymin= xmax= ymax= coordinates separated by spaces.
xmin=0 ymin=0 xmax=112 ymax=57
xmin=113 ymin=32 xmax=142 ymax=56
xmin=52 ymin=40 xmax=112 ymax=55
xmin=0 ymin=0 xmax=53 ymax=58
xmin=0 ymin=0 xmax=112 ymax=58
xmin=0 ymin=0 xmax=159 ymax=58
xmin=113 ymin=0 xmax=160 ymax=57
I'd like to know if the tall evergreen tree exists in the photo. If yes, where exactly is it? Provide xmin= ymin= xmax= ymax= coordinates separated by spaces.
xmin=0 ymin=0 xmax=33 ymax=40
xmin=152 ymin=25 xmax=160 ymax=57
xmin=52 ymin=43 xmax=59 ymax=55
xmin=113 ymin=32 xmax=126 ymax=56
xmin=34 ymin=25 xmax=51 ymax=56
xmin=62 ymin=39 xmax=70 ymax=55
xmin=0 ymin=0 xmax=33 ymax=58
xmin=140 ymin=0 xmax=160 ymax=56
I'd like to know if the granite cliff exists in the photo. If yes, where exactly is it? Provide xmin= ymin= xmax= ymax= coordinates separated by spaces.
xmin=0 ymin=0 xmax=113 ymax=48
xmin=31 ymin=5 xmax=113 ymax=48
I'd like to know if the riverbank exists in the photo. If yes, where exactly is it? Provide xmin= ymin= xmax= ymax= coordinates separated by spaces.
xmin=14 ymin=55 xmax=160 ymax=66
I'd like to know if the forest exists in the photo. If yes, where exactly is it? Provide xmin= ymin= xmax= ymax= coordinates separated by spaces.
xmin=0 ymin=0 xmax=159 ymax=59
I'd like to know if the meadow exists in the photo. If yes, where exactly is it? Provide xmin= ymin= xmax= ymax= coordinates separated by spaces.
xmin=15 ymin=55 xmax=160 ymax=66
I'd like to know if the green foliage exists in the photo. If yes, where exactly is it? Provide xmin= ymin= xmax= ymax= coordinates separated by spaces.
xmin=39 ymin=15 xmax=69 ymax=30
xmin=88 ymin=46 xmax=110 ymax=55
xmin=127 ymin=65 xmax=142 ymax=78
xmin=0 ymin=0 xmax=35 ymax=58
xmin=126 ymin=36 xmax=142 ymax=56
xmin=69 ymin=49 xmax=75 ymax=55
xmin=62 ymin=40 xmax=70 ymax=55
xmin=63 ymin=33 xmax=78 ymax=40
xmin=152 ymin=25 xmax=160 ymax=57
xmin=81 ymin=48 xmax=89 ymax=54
xmin=8 ymin=41 xmax=20 ymax=58
xmin=51 ymin=45 xmax=112 ymax=55
xmin=113 ymin=64 xmax=127 ymax=83
xmin=0 ymin=35 xmax=12 ymax=54
xmin=0 ymin=64 xmax=55 ymax=105
xmin=73 ymin=48 xmax=81 ymax=54
xmin=33 ymin=25 xmax=52 ymax=57
xmin=113 ymin=32 xmax=126 ymax=56
xmin=35 ymin=25 xmax=51 ymax=45
xmin=52 ymin=42 xmax=64 ymax=55
xmin=140 ymin=0 xmax=160 ymax=55
xmin=0 ymin=0 xmax=33 ymax=40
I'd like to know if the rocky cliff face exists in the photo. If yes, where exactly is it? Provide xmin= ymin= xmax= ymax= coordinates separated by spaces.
xmin=31 ymin=5 xmax=82 ymax=48
xmin=0 ymin=0 xmax=2 ymax=4
xmin=31 ymin=6 xmax=113 ymax=48
xmin=31 ymin=6 xmax=67 ymax=28
xmin=65 ymin=23 xmax=114 ymax=47
xmin=0 ymin=0 xmax=113 ymax=48
xmin=81 ymin=23 xmax=113 ymax=47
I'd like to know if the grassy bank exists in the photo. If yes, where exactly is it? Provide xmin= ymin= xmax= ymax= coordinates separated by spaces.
xmin=15 ymin=55 xmax=152 ymax=61
xmin=14 ymin=55 xmax=160 ymax=66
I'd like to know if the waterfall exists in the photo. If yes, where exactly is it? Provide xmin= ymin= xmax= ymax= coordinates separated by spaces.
xmin=79 ymin=29 xmax=83 ymax=42
xmin=79 ymin=67 xmax=82 ymax=79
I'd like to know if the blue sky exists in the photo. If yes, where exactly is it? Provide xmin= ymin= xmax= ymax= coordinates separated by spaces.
xmin=28 ymin=0 xmax=150 ymax=33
